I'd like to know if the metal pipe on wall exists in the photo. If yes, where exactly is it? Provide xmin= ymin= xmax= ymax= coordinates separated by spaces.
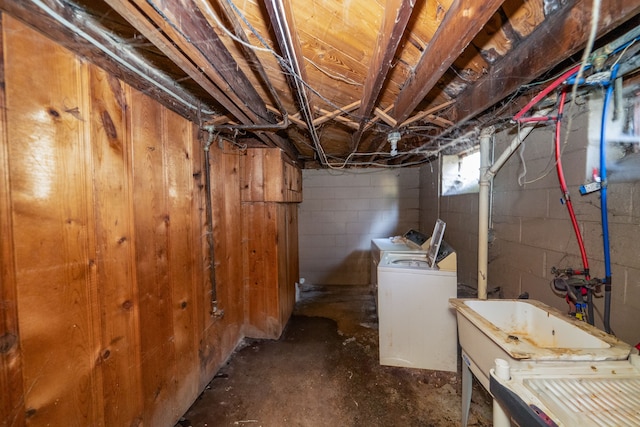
xmin=204 ymin=129 xmax=224 ymax=318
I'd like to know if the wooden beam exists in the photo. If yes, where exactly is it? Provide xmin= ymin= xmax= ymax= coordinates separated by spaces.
xmin=393 ymin=0 xmax=505 ymax=124
xmin=352 ymin=0 xmax=416 ymax=145
xmin=315 ymin=108 xmax=359 ymax=130
xmin=374 ymin=108 xmax=397 ymax=127
xmin=116 ymin=0 xmax=271 ymax=122
xmin=357 ymin=104 xmax=393 ymax=155
xmin=399 ymin=100 xmax=455 ymax=127
xmin=313 ymin=101 xmax=360 ymax=126
xmin=452 ymin=0 xmax=640 ymax=124
xmin=106 ymin=0 xmax=298 ymax=157
xmin=266 ymin=105 xmax=308 ymax=129
xmin=263 ymin=0 xmax=319 ymax=139
xmin=425 ymin=115 xmax=454 ymax=127
xmin=196 ymin=0 xmax=300 ymax=159
xmin=0 ymin=0 xmax=214 ymax=123
xmin=206 ymin=0 xmax=287 ymax=114
xmin=363 ymin=104 xmax=393 ymax=132
xmin=103 ymin=0 xmax=253 ymax=123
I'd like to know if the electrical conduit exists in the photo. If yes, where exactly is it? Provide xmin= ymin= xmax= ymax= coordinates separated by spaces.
xmin=204 ymin=129 xmax=223 ymax=318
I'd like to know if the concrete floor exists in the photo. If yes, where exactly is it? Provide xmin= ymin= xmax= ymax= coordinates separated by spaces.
xmin=178 ymin=284 xmax=492 ymax=426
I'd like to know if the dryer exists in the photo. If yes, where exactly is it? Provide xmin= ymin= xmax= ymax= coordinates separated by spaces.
xmin=377 ymin=251 xmax=458 ymax=372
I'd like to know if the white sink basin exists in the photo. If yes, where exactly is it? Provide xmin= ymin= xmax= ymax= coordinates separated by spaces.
xmin=450 ymin=298 xmax=632 ymax=390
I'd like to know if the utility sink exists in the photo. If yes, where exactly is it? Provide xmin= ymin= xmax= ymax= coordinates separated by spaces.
xmin=449 ymin=298 xmax=633 ymax=426
xmin=450 ymin=299 xmax=631 ymax=388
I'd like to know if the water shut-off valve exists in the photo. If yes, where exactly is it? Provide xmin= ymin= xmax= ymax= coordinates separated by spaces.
xmin=551 ymin=267 xmax=602 ymax=322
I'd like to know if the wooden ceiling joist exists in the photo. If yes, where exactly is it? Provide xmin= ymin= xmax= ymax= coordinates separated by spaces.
xmin=357 ymin=104 xmax=393 ymax=154
xmin=154 ymin=0 xmax=272 ymax=120
xmin=106 ymin=0 xmax=300 ymax=156
xmin=313 ymin=101 xmax=360 ymax=126
xmin=104 ymin=0 xmax=255 ymax=124
xmin=352 ymin=0 xmax=416 ymax=146
xmin=399 ymin=100 xmax=455 ymax=127
xmin=0 ymin=0 xmax=214 ymax=123
xmin=426 ymin=115 xmax=454 ymax=127
xmin=393 ymin=0 xmax=505 ymax=124
xmin=208 ymin=0 xmax=288 ymax=115
xmin=451 ymin=0 xmax=640 ymax=124
xmin=374 ymin=108 xmax=397 ymax=127
xmin=263 ymin=0 xmax=317 ymax=135
xmin=315 ymin=107 xmax=359 ymax=130
xmin=267 ymin=105 xmax=308 ymax=129
xmin=122 ymin=0 xmax=271 ymax=121
xmin=363 ymin=105 xmax=393 ymax=133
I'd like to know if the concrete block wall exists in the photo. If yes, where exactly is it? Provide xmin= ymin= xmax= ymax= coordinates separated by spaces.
xmin=419 ymin=162 xmax=478 ymax=288
xmin=421 ymin=102 xmax=640 ymax=345
xmin=418 ymin=161 xmax=439 ymax=231
xmin=299 ymin=168 xmax=420 ymax=285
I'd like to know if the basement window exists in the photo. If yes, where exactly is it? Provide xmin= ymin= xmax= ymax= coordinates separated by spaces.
xmin=441 ymin=150 xmax=480 ymax=196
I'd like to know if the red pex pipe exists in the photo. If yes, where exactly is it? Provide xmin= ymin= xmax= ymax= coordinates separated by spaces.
xmin=554 ymin=90 xmax=590 ymax=279
xmin=514 ymin=65 xmax=582 ymax=121
xmin=516 ymin=116 xmax=555 ymax=124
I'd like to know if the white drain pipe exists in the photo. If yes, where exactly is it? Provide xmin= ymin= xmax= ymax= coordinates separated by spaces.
xmin=477 ymin=108 xmax=552 ymax=299
xmin=478 ymin=127 xmax=494 ymax=300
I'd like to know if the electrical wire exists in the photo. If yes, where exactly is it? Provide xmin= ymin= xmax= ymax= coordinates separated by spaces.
xmin=217 ymin=0 xmax=457 ymax=167
xmin=221 ymin=0 xmax=366 ymax=119
xmin=305 ymin=58 xmax=363 ymax=86
xmin=570 ymin=0 xmax=601 ymax=100
xmin=196 ymin=0 xmax=464 ymax=167
xmin=34 ymin=0 xmax=218 ymax=117
xmin=516 ymin=121 xmax=560 ymax=186
xmin=561 ymin=0 xmax=601 ymax=149
xmin=204 ymin=0 xmax=615 ymax=171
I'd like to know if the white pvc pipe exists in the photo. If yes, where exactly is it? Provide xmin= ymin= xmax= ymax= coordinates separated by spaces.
xmin=477 ymin=108 xmax=553 ymax=299
xmin=477 ymin=127 xmax=494 ymax=300
xmin=493 ymin=359 xmax=512 ymax=427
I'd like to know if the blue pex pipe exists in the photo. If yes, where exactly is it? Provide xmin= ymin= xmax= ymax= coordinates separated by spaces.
xmin=600 ymin=64 xmax=619 ymax=334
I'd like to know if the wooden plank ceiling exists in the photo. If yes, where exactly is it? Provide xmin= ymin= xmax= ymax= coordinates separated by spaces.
xmin=7 ymin=0 xmax=640 ymax=168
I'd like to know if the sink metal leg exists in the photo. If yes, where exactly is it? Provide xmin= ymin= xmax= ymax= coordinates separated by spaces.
xmin=461 ymin=353 xmax=472 ymax=427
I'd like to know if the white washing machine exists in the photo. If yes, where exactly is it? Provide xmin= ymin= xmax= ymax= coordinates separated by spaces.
xmin=377 ymin=250 xmax=458 ymax=372
xmin=371 ymin=230 xmax=430 ymax=307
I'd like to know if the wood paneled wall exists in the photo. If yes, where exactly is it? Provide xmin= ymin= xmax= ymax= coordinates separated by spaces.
xmin=241 ymin=148 xmax=301 ymax=339
xmin=0 ymin=15 xmax=244 ymax=426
